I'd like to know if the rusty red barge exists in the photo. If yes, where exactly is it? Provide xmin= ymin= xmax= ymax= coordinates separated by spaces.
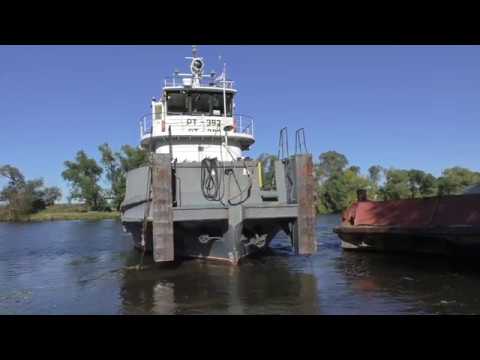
xmin=334 ymin=193 xmax=480 ymax=257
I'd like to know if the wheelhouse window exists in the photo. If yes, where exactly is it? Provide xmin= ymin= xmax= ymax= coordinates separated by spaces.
xmin=166 ymin=91 xmax=188 ymax=114
xmin=166 ymin=90 xmax=234 ymax=116
xmin=191 ymin=92 xmax=210 ymax=114
xmin=211 ymin=93 xmax=224 ymax=116
xmin=226 ymin=93 xmax=233 ymax=116
xmin=211 ymin=92 xmax=233 ymax=116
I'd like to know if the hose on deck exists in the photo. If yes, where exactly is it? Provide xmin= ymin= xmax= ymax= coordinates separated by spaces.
xmin=201 ymin=158 xmax=222 ymax=201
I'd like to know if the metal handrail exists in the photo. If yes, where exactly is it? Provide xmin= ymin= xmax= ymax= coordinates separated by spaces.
xmin=164 ymin=76 xmax=235 ymax=89
xmin=233 ymin=114 xmax=254 ymax=136
xmin=278 ymin=127 xmax=289 ymax=160
xmin=140 ymin=113 xmax=254 ymax=138
xmin=295 ymin=128 xmax=309 ymax=154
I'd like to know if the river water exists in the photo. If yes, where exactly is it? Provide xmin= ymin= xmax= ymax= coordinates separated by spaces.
xmin=1 ymin=214 xmax=480 ymax=315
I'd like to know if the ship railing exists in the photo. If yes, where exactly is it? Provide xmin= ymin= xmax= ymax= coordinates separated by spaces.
xmin=233 ymin=114 xmax=254 ymax=137
xmin=139 ymin=114 xmax=254 ymax=138
xmin=139 ymin=115 xmax=153 ymax=138
xmin=164 ymin=76 xmax=235 ymax=89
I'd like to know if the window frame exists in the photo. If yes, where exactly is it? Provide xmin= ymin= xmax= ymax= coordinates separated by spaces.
xmin=166 ymin=90 xmax=188 ymax=115
xmin=165 ymin=90 xmax=234 ymax=116
xmin=190 ymin=91 xmax=212 ymax=115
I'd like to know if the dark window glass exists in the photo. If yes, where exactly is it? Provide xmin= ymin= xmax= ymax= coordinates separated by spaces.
xmin=166 ymin=92 xmax=187 ymax=114
xmin=191 ymin=92 xmax=210 ymax=114
xmin=211 ymin=92 xmax=234 ymax=116
xmin=167 ymin=91 xmax=233 ymax=116
xmin=226 ymin=93 xmax=233 ymax=116
xmin=211 ymin=93 xmax=224 ymax=116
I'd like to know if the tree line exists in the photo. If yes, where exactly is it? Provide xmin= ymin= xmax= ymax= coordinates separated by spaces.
xmin=309 ymin=151 xmax=477 ymax=214
xmin=0 ymin=144 xmax=148 ymax=220
xmin=61 ymin=144 xmax=149 ymax=211
xmin=257 ymin=150 xmax=480 ymax=214
xmin=0 ymin=165 xmax=62 ymax=221
xmin=2 ymin=147 xmax=479 ymax=220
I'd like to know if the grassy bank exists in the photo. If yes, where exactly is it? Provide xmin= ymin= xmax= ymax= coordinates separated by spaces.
xmin=0 ymin=204 xmax=120 ymax=222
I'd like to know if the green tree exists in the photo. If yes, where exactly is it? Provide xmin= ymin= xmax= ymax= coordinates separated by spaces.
xmin=380 ymin=169 xmax=411 ymax=200
xmin=257 ymin=153 xmax=278 ymax=190
xmin=62 ymin=151 xmax=105 ymax=211
xmin=99 ymin=143 xmax=123 ymax=210
xmin=407 ymin=169 xmax=427 ymax=199
xmin=1 ymin=165 xmax=29 ymax=219
xmin=99 ymin=144 xmax=149 ymax=210
xmin=317 ymin=151 xmax=348 ymax=182
xmin=115 ymin=145 xmax=149 ymax=209
xmin=42 ymin=186 xmax=62 ymax=206
xmin=366 ymin=165 xmax=383 ymax=200
xmin=437 ymin=167 xmax=480 ymax=196
xmin=0 ymin=165 xmax=59 ymax=220
xmin=368 ymin=165 xmax=383 ymax=186
xmin=419 ymin=173 xmax=437 ymax=197
xmin=117 ymin=145 xmax=149 ymax=174
xmin=24 ymin=178 xmax=47 ymax=212
xmin=315 ymin=152 xmax=370 ymax=214
xmin=348 ymin=166 xmax=360 ymax=175
xmin=318 ymin=168 xmax=370 ymax=213
xmin=0 ymin=165 xmax=25 ymax=187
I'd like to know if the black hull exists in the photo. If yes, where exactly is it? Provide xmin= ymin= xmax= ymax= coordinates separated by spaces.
xmin=123 ymin=220 xmax=282 ymax=264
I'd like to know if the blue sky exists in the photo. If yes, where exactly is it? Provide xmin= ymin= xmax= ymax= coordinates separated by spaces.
xmin=1 ymin=45 xmax=479 ymax=198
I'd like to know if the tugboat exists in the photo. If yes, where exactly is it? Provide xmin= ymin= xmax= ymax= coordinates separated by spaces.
xmin=120 ymin=46 xmax=317 ymax=265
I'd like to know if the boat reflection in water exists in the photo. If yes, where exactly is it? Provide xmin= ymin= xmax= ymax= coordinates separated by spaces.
xmin=119 ymin=244 xmax=319 ymax=315
xmin=5 ymin=216 xmax=480 ymax=314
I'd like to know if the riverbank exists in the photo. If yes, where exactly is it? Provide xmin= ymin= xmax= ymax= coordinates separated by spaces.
xmin=0 ymin=204 xmax=120 ymax=222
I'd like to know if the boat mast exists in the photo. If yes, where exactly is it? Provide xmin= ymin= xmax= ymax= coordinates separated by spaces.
xmin=223 ymin=61 xmax=228 ymax=147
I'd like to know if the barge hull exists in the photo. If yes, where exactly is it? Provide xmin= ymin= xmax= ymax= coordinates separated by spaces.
xmin=335 ymin=194 xmax=480 ymax=258
xmin=335 ymin=226 xmax=480 ymax=257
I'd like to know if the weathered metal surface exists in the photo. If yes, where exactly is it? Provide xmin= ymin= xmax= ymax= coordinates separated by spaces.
xmin=225 ymin=204 xmax=244 ymax=264
xmin=121 ymin=166 xmax=150 ymax=208
xmin=243 ymin=204 xmax=297 ymax=219
xmin=340 ymin=194 xmax=480 ymax=228
xmin=335 ymin=225 xmax=480 ymax=236
xmin=274 ymin=160 xmax=287 ymax=203
xmin=336 ymin=193 xmax=480 ymax=257
xmin=291 ymin=155 xmax=317 ymax=255
xmin=151 ymin=154 xmax=174 ymax=262
xmin=170 ymin=161 xmax=263 ymax=206
xmin=432 ymin=194 xmax=480 ymax=226
xmin=123 ymin=204 xmax=297 ymax=223
xmin=121 ymin=153 xmax=318 ymax=264
xmin=353 ymin=198 xmax=438 ymax=227
xmin=173 ymin=207 xmax=228 ymax=222
xmin=336 ymin=227 xmax=480 ymax=257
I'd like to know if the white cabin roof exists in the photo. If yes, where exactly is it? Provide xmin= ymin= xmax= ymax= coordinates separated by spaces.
xmin=163 ymin=86 xmax=237 ymax=93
